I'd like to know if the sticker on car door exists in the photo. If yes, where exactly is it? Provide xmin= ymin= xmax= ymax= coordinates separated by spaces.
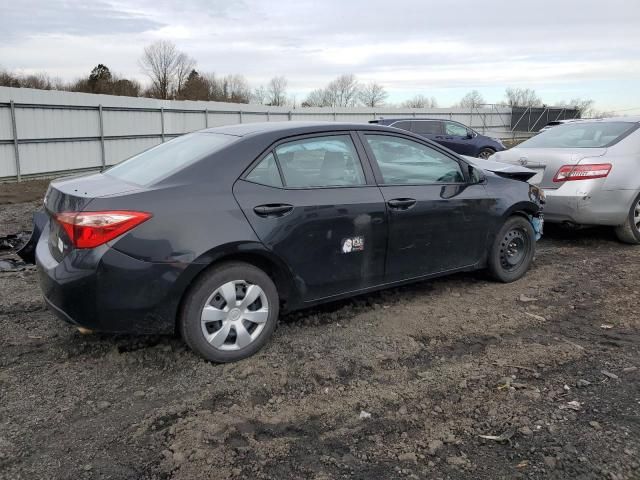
xmin=341 ymin=236 xmax=364 ymax=253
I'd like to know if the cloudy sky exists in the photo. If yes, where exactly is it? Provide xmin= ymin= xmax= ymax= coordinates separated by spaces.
xmin=1 ymin=0 xmax=639 ymax=111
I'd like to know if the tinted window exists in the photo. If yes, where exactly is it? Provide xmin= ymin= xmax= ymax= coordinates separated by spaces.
xmin=106 ymin=133 xmax=236 ymax=185
xmin=520 ymin=122 xmax=636 ymax=148
xmin=245 ymin=153 xmax=282 ymax=187
xmin=412 ymin=120 xmax=441 ymax=135
xmin=390 ymin=121 xmax=411 ymax=131
xmin=275 ymin=135 xmax=366 ymax=188
xmin=365 ymin=134 xmax=464 ymax=184
xmin=444 ymin=122 xmax=468 ymax=137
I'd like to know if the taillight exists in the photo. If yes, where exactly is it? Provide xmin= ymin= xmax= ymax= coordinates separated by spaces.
xmin=54 ymin=211 xmax=152 ymax=248
xmin=553 ymin=163 xmax=612 ymax=182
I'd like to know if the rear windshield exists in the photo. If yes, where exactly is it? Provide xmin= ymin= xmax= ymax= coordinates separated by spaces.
xmin=521 ymin=122 xmax=636 ymax=149
xmin=106 ymin=133 xmax=236 ymax=185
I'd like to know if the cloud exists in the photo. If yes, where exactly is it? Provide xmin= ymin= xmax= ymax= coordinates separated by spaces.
xmin=1 ymin=0 xmax=639 ymax=109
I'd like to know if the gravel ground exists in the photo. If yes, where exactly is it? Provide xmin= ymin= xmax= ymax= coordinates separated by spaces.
xmin=1 ymin=181 xmax=639 ymax=480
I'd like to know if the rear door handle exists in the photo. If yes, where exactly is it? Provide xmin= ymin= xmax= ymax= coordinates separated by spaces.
xmin=387 ymin=198 xmax=417 ymax=210
xmin=253 ymin=204 xmax=293 ymax=217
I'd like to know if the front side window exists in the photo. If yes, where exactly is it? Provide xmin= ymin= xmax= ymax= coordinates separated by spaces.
xmin=520 ymin=121 xmax=637 ymax=148
xmin=444 ymin=122 xmax=468 ymax=137
xmin=365 ymin=134 xmax=465 ymax=185
xmin=245 ymin=153 xmax=282 ymax=187
xmin=106 ymin=133 xmax=236 ymax=186
xmin=274 ymin=135 xmax=366 ymax=188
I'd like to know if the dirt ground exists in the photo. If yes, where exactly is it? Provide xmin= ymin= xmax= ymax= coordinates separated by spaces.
xmin=1 ymin=180 xmax=638 ymax=480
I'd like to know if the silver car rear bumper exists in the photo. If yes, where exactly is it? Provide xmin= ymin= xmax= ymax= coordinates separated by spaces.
xmin=542 ymin=181 xmax=637 ymax=226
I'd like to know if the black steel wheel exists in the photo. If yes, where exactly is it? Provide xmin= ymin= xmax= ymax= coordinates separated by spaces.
xmin=488 ymin=216 xmax=536 ymax=282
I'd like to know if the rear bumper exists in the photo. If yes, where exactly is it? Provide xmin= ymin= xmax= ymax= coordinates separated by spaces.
xmin=36 ymin=225 xmax=189 ymax=334
xmin=542 ymin=183 xmax=637 ymax=226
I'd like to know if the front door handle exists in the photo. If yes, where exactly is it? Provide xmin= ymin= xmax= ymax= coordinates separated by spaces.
xmin=253 ymin=204 xmax=294 ymax=217
xmin=387 ymin=198 xmax=417 ymax=210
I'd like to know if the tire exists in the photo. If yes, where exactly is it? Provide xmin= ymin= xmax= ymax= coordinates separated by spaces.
xmin=488 ymin=216 xmax=536 ymax=283
xmin=477 ymin=148 xmax=496 ymax=160
xmin=180 ymin=262 xmax=279 ymax=362
xmin=614 ymin=193 xmax=640 ymax=244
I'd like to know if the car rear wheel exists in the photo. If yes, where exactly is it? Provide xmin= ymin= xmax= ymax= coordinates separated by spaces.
xmin=180 ymin=262 xmax=279 ymax=362
xmin=488 ymin=216 xmax=536 ymax=282
xmin=614 ymin=193 xmax=640 ymax=244
xmin=477 ymin=148 xmax=496 ymax=160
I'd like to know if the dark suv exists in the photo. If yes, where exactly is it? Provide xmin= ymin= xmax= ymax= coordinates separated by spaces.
xmin=370 ymin=118 xmax=505 ymax=159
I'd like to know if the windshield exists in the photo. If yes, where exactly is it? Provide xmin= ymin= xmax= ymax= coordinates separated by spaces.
xmin=106 ymin=133 xmax=236 ymax=185
xmin=520 ymin=122 xmax=637 ymax=149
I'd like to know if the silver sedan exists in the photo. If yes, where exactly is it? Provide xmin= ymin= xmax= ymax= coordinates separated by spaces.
xmin=492 ymin=117 xmax=640 ymax=244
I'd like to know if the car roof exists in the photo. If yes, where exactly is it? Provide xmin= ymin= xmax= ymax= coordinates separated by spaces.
xmin=200 ymin=121 xmax=392 ymax=137
xmin=374 ymin=117 xmax=446 ymax=123
xmin=554 ymin=116 xmax=640 ymax=124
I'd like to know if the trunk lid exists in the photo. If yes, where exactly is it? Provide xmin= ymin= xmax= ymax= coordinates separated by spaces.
xmin=43 ymin=173 xmax=144 ymax=261
xmin=491 ymin=147 xmax=607 ymax=189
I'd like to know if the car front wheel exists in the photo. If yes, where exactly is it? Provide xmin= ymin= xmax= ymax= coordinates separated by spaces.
xmin=477 ymin=148 xmax=496 ymax=159
xmin=180 ymin=262 xmax=279 ymax=362
xmin=614 ymin=193 xmax=640 ymax=244
xmin=487 ymin=216 xmax=536 ymax=282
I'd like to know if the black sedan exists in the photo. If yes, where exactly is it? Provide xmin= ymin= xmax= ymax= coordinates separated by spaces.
xmin=32 ymin=122 xmax=544 ymax=362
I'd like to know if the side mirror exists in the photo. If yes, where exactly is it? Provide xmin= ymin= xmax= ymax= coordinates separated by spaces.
xmin=468 ymin=165 xmax=485 ymax=184
xmin=466 ymin=130 xmax=474 ymax=139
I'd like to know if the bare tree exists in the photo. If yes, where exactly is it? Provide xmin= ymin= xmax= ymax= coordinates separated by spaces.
xmin=252 ymin=85 xmax=268 ymax=104
xmin=302 ymin=88 xmax=332 ymax=107
xmin=401 ymin=94 xmax=438 ymax=108
xmin=220 ymin=74 xmax=251 ymax=103
xmin=267 ymin=76 xmax=288 ymax=106
xmin=326 ymin=74 xmax=360 ymax=107
xmin=458 ymin=90 xmax=485 ymax=109
xmin=555 ymin=98 xmax=595 ymax=118
xmin=139 ymin=40 xmax=194 ymax=99
xmin=174 ymin=53 xmax=196 ymax=97
xmin=358 ymin=82 xmax=387 ymax=107
xmin=503 ymin=88 xmax=542 ymax=108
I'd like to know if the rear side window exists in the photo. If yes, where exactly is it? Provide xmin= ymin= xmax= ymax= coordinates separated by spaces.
xmin=246 ymin=153 xmax=282 ymax=187
xmin=365 ymin=134 xmax=464 ymax=185
xmin=390 ymin=121 xmax=411 ymax=131
xmin=412 ymin=121 xmax=442 ymax=135
xmin=106 ymin=133 xmax=236 ymax=185
xmin=521 ymin=122 xmax=637 ymax=148
xmin=274 ymin=135 xmax=366 ymax=188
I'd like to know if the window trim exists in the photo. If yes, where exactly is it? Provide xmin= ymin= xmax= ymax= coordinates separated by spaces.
xmin=240 ymin=131 xmax=377 ymax=190
xmin=356 ymin=130 xmax=471 ymax=187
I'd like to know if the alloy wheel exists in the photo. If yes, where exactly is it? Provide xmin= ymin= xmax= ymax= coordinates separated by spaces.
xmin=200 ymin=280 xmax=269 ymax=351
xmin=634 ymin=199 xmax=640 ymax=233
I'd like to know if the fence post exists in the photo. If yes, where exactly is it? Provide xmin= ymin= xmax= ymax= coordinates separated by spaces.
xmin=98 ymin=105 xmax=106 ymax=169
xmin=160 ymin=107 xmax=165 ymax=142
xmin=288 ymin=111 xmax=292 ymax=121
xmin=204 ymin=109 xmax=208 ymax=128
xmin=267 ymin=111 xmax=271 ymax=122
xmin=9 ymin=100 xmax=21 ymax=182
xmin=333 ymin=111 xmax=337 ymax=121
xmin=239 ymin=111 xmax=243 ymax=124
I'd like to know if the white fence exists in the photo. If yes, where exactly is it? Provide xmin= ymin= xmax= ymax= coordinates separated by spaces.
xmin=0 ymin=86 xmax=517 ymax=181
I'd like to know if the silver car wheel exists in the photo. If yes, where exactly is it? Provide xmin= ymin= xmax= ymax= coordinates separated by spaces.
xmin=200 ymin=280 xmax=269 ymax=351
xmin=478 ymin=149 xmax=495 ymax=160
xmin=635 ymin=199 xmax=640 ymax=232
